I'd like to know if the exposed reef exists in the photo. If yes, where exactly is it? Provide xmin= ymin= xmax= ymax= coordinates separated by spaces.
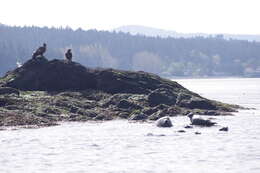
xmin=0 ymin=57 xmax=240 ymax=128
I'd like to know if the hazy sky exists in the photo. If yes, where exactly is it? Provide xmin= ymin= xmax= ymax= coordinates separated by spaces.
xmin=1 ymin=0 xmax=260 ymax=34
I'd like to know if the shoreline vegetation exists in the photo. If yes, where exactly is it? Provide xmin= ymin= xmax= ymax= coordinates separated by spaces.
xmin=0 ymin=57 xmax=242 ymax=129
xmin=1 ymin=24 xmax=260 ymax=78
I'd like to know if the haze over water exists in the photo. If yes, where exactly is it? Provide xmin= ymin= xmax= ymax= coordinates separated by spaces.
xmin=0 ymin=78 xmax=260 ymax=173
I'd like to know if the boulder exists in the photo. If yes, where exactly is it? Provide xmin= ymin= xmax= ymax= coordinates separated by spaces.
xmin=219 ymin=127 xmax=229 ymax=131
xmin=129 ymin=111 xmax=148 ymax=121
xmin=0 ymin=87 xmax=20 ymax=95
xmin=179 ymin=97 xmax=217 ymax=110
xmin=117 ymin=99 xmax=142 ymax=110
xmin=148 ymin=88 xmax=177 ymax=106
xmin=3 ymin=57 xmax=97 ymax=91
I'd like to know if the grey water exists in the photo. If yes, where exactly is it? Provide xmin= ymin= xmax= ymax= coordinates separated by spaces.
xmin=0 ymin=78 xmax=260 ymax=173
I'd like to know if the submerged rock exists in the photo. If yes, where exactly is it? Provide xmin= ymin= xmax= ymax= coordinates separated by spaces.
xmin=195 ymin=132 xmax=202 ymax=135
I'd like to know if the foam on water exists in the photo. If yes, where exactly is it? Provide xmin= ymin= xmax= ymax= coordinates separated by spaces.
xmin=1 ymin=78 xmax=260 ymax=173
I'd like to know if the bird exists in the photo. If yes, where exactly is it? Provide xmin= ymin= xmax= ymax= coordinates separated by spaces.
xmin=65 ymin=49 xmax=72 ymax=62
xmin=187 ymin=112 xmax=217 ymax=127
xmin=32 ymin=43 xmax=47 ymax=59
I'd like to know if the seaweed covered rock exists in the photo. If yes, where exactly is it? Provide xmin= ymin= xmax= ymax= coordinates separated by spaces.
xmin=0 ymin=57 xmax=240 ymax=128
xmin=0 ymin=87 xmax=20 ymax=95
xmin=1 ymin=57 xmax=96 ymax=91
xmin=1 ymin=57 xmax=185 ymax=94
xmin=148 ymin=88 xmax=178 ymax=106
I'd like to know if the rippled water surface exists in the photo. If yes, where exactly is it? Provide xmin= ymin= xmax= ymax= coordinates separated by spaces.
xmin=1 ymin=78 xmax=260 ymax=173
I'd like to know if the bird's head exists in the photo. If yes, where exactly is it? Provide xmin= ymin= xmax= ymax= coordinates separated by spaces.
xmin=43 ymin=43 xmax=46 ymax=47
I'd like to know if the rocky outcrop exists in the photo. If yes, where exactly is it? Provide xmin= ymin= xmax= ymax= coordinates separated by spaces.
xmin=0 ymin=87 xmax=20 ymax=95
xmin=0 ymin=57 xmax=240 ymax=128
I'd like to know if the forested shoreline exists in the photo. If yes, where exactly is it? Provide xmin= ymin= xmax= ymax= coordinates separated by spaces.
xmin=1 ymin=24 xmax=260 ymax=77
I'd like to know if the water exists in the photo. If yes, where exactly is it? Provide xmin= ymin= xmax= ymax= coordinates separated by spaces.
xmin=1 ymin=78 xmax=260 ymax=173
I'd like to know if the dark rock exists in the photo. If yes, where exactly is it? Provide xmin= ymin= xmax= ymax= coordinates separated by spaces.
xmin=155 ymin=104 xmax=170 ymax=110
xmin=165 ymin=106 xmax=181 ymax=116
xmin=70 ymin=106 xmax=79 ymax=113
xmin=219 ymin=127 xmax=229 ymax=131
xmin=3 ymin=58 xmax=97 ymax=91
xmin=148 ymin=88 xmax=177 ymax=107
xmin=149 ymin=110 xmax=167 ymax=120
xmin=195 ymin=132 xmax=201 ymax=135
xmin=184 ymin=125 xmax=193 ymax=128
xmin=94 ymin=114 xmax=112 ymax=121
xmin=143 ymin=107 xmax=159 ymax=116
xmin=180 ymin=98 xmax=217 ymax=110
xmin=205 ymin=110 xmax=221 ymax=115
xmin=117 ymin=99 xmax=142 ymax=110
xmin=146 ymin=133 xmax=166 ymax=137
xmin=0 ymin=87 xmax=20 ymax=95
xmin=156 ymin=116 xmax=173 ymax=127
xmin=176 ymin=92 xmax=192 ymax=105
xmin=0 ymin=112 xmax=56 ymax=127
xmin=0 ymin=98 xmax=14 ymax=107
xmin=144 ymin=104 xmax=170 ymax=117
xmin=118 ymin=112 xmax=130 ymax=119
xmin=43 ymin=107 xmax=61 ymax=115
xmin=117 ymin=99 xmax=132 ymax=109
xmin=146 ymin=133 xmax=154 ymax=136
xmin=129 ymin=111 xmax=148 ymax=121
xmin=177 ymin=130 xmax=186 ymax=133
xmin=148 ymin=106 xmax=180 ymax=120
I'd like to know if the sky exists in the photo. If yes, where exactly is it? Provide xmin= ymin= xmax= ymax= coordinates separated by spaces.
xmin=1 ymin=0 xmax=260 ymax=34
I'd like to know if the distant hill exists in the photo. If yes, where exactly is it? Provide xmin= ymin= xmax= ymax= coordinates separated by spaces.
xmin=114 ymin=25 xmax=260 ymax=42
xmin=0 ymin=24 xmax=260 ymax=78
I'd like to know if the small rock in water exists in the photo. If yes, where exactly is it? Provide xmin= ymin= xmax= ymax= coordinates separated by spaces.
xmin=177 ymin=130 xmax=186 ymax=133
xmin=219 ymin=127 xmax=229 ymax=131
xmin=146 ymin=133 xmax=154 ymax=136
xmin=156 ymin=116 xmax=173 ymax=127
xmin=129 ymin=112 xmax=147 ymax=121
xmin=146 ymin=133 xmax=166 ymax=137
xmin=195 ymin=132 xmax=201 ymax=135
xmin=184 ymin=125 xmax=193 ymax=129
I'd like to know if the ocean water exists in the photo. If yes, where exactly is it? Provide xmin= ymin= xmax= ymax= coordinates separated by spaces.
xmin=0 ymin=78 xmax=260 ymax=173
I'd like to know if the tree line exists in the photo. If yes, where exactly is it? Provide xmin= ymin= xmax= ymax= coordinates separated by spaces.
xmin=0 ymin=24 xmax=260 ymax=77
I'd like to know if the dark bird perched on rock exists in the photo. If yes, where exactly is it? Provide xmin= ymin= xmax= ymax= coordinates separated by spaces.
xmin=156 ymin=116 xmax=173 ymax=127
xmin=65 ymin=49 xmax=72 ymax=62
xmin=187 ymin=112 xmax=217 ymax=127
xmin=32 ymin=43 xmax=47 ymax=59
